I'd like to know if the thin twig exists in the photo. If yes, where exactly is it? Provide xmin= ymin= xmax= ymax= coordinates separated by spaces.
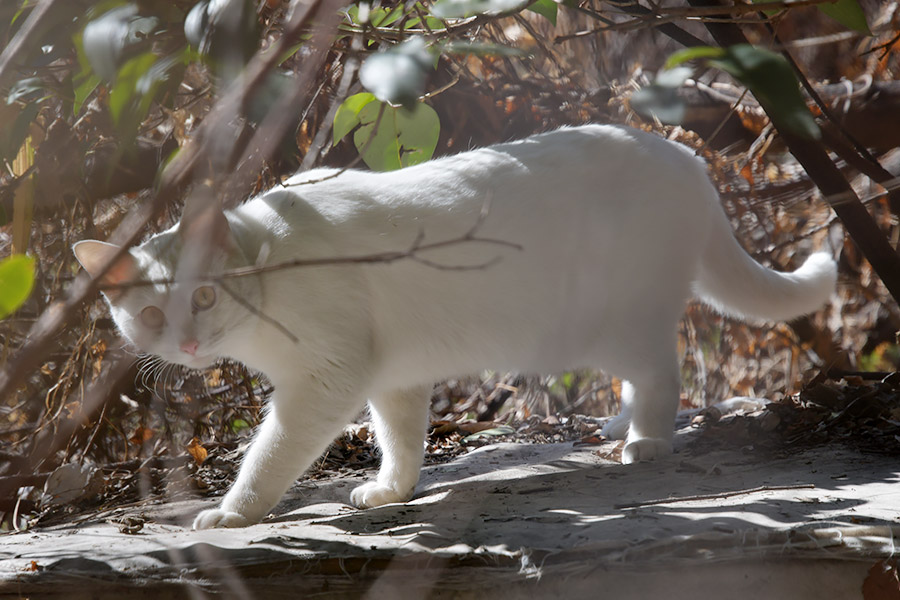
xmin=555 ymin=0 xmax=838 ymax=42
xmin=299 ymin=32 xmax=362 ymax=171
xmin=0 ymin=0 xmax=345 ymax=401
xmin=100 ymin=204 xmax=522 ymax=292
xmin=218 ymin=282 xmax=300 ymax=344
xmin=291 ymin=101 xmax=386 ymax=186
xmin=695 ymin=88 xmax=749 ymax=156
xmin=615 ymin=483 xmax=816 ymax=509
xmin=862 ymin=31 xmax=900 ymax=60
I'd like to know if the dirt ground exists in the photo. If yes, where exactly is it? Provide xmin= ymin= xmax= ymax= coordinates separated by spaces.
xmin=3 ymin=393 xmax=900 ymax=600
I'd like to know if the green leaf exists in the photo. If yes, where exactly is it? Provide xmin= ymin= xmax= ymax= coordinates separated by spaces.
xmin=353 ymin=101 xmax=440 ymax=171
xmin=73 ymin=32 xmax=102 ymax=115
xmin=431 ymin=0 xmax=529 ymax=19
xmin=359 ymin=37 xmax=435 ymax=108
xmin=73 ymin=74 xmax=102 ymax=116
xmin=817 ymin=0 xmax=869 ymax=34
xmin=664 ymin=46 xmax=725 ymax=69
xmin=709 ymin=45 xmax=820 ymax=140
xmin=0 ymin=102 xmax=40 ymax=163
xmin=0 ymin=255 xmax=35 ymax=320
xmin=665 ymin=44 xmax=819 ymax=140
xmin=108 ymin=50 xmax=184 ymax=132
xmin=230 ymin=418 xmax=250 ymax=433
xmin=630 ymin=67 xmax=692 ymax=125
xmin=526 ymin=0 xmax=557 ymax=25
xmin=403 ymin=14 xmax=445 ymax=30
xmin=108 ymin=52 xmax=157 ymax=125
xmin=654 ymin=66 xmax=693 ymax=88
xmin=82 ymin=4 xmax=161 ymax=81
xmin=372 ymin=5 xmax=405 ymax=27
xmin=333 ymin=92 xmax=378 ymax=144
xmin=750 ymin=0 xmax=868 ymax=32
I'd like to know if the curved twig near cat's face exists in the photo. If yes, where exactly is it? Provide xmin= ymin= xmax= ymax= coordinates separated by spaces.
xmin=217 ymin=282 xmax=299 ymax=345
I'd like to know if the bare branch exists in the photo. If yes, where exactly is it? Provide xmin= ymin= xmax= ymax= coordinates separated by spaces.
xmin=218 ymin=282 xmax=300 ymax=344
xmin=614 ymin=483 xmax=817 ymax=510
xmin=555 ymin=0 xmax=840 ymax=42
xmin=99 ymin=205 xmax=523 ymax=292
xmin=0 ymin=0 xmax=346 ymax=401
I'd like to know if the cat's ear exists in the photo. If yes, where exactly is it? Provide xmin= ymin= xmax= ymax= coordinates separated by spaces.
xmin=178 ymin=195 xmax=233 ymax=250
xmin=72 ymin=240 xmax=137 ymax=301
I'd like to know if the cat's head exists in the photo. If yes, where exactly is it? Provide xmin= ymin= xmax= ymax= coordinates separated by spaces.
xmin=73 ymin=203 xmax=259 ymax=370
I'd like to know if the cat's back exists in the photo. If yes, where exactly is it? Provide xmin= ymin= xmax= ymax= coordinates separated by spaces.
xmin=242 ymin=124 xmax=712 ymax=251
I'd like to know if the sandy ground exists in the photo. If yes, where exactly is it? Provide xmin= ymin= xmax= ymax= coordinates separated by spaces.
xmin=2 ymin=422 xmax=899 ymax=599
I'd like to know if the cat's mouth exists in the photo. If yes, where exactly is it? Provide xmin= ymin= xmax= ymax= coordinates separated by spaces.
xmin=166 ymin=353 xmax=217 ymax=370
xmin=184 ymin=356 xmax=217 ymax=370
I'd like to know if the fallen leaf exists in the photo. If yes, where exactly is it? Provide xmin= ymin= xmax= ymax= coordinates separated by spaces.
xmin=574 ymin=435 xmax=605 ymax=446
xmin=187 ymin=437 xmax=208 ymax=466
xmin=129 ymin=426 xmax=154 ymax=446
xmin=460 ymin=425 xmax=515 ymax=444
xmin=430 ymin=420 xmax=458 ymax=436
xmin=458 ymin=421 xmax=501 ymax=434
xmin=862 ymin=560 xmax=900 ymax=600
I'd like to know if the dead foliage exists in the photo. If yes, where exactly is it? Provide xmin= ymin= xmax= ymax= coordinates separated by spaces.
xmin=2 ymin=1 xmax=900 ymax=532
xmin=693 ymin=371 xmax=900 ymax=456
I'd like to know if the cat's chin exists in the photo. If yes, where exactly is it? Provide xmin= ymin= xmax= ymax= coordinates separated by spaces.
xmin=169 ymin=355 xmax=217 ymax=370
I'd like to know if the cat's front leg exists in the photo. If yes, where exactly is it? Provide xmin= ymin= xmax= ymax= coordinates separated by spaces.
xmin=350 ymin=385 xmax=432 ymax=508
xmin=193 ymin=391 xmax=365 ymax=529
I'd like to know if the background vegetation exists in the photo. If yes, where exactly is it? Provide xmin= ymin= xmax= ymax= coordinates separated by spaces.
xmin=1 ymin=0 xmax=899 ymax=528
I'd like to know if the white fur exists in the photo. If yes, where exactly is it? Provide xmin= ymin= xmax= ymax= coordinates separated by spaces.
xmin=74 ymin=125 xmax=836 ymax=528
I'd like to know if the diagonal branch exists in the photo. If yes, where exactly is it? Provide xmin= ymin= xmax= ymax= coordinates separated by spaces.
xmin=0 ymin=0 xmax=346 ymax=402
xmin=684 ymin=0 xmax=900 ymax=306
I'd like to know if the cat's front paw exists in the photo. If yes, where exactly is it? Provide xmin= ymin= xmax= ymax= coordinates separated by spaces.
xmin=350 ymin=482 xmax=411 ymax=508
xmin=621 ymin=438 xmax=673 ymax=464
xmin=192 ymin=508 xmax=253 ymax=529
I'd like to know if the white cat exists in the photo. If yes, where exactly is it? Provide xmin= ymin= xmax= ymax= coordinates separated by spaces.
xmin=73 ymin=124 xmax=837 ymax=529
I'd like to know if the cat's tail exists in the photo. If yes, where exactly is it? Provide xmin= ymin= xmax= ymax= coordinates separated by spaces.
xmin=694 ymin=209 xmax=837 ymax=322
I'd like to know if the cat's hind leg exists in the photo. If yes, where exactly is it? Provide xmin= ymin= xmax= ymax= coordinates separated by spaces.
xmin=350 ymin=384 xmax=432 ymax=508
xmin=619 ymin=359 xmax=680 ymax=464
xmin=597 ymin=320 xmax=682 ymax=464
xmin=600 ymin=380 xmax=634 ymax=440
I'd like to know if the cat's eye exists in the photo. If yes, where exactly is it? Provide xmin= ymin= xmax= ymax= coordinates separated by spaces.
xmin=140 ymin=306 xmax=165 ymax=329
xmin=192 ymin=285 xmax=216 ymax=311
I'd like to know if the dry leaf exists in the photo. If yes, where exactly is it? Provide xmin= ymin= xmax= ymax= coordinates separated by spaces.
xmin=187 ymin=437 xmax=208 ymax=466
xmin=129 ymin=426 xmax=154 ymax=446
xmin=90 ymin=339 xmax=107 ymax=356
xmin=862 ymin=560 xmax=900 ymax=600
xmin=430 ymin=420 xmax=458 ymax=436
xmin=205 ymin=368 xmax=223 ymax=388
xmin=458 ymin=421 xmax=500 ymax=434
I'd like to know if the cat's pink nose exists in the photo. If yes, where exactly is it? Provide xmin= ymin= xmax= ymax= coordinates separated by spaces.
xmin=180 ymin=340 xmax=199 ymax=356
